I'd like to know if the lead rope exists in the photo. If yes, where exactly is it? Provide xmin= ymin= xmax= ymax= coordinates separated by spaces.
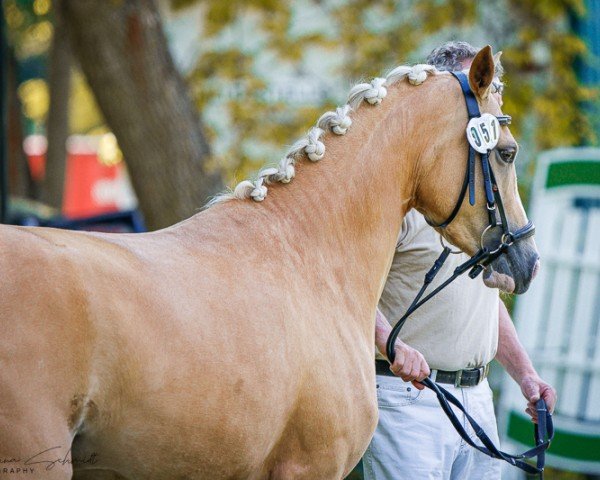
xmin=385 ymin=70 xmax=549 ymax=476
xmin=386 ymin=247 xmax=554 ymax=478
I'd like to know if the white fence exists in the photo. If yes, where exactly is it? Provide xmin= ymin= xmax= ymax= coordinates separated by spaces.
xmin=500 ymin=147 xmax=600 ymax=475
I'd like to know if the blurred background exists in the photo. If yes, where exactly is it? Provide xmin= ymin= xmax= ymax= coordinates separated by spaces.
xmin=1 ymin=0 xmax=599 ymax=478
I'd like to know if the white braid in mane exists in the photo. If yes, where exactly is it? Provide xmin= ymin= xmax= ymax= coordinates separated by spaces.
xmin=208 ymin=63 xmax=437 ymax=206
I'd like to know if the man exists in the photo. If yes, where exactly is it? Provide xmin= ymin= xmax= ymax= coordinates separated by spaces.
xmin=362 ymin=42 xmax=557 ymax=480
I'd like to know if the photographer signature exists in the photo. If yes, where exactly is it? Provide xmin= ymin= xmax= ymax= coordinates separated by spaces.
xmin=22 ymin=446 xmax=99 ymax=471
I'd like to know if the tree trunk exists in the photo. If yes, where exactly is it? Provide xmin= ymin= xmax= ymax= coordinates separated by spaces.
xmin=63 ymin=0 xmax=221 ymax=230
xmin=42 ymin=0 xmax=71 ymax=209
xmin=7 ymin=46 xmax=35 ymax=200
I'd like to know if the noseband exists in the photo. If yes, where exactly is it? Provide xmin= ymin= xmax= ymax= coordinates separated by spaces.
xmin=385 ymin=72 xmax=552 ymax=478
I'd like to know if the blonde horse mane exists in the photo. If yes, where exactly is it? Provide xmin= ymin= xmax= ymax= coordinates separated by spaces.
xmin=207 ymin=64 xmax=438 ymax=206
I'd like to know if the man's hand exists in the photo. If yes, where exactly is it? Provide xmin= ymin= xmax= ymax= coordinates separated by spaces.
xmin=374 ymin=309 xmax=430 ymax=389
xmin=496 ymin=301 xmax=558 ymax=423
xmin=520 ymin=374 xmax=557 ymax=423
xmin=389 ymin=340 xmax=430 ymax=390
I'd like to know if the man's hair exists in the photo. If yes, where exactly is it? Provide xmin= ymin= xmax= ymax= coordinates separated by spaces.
xmin=426 ymin=41 xmax=504 ymax=78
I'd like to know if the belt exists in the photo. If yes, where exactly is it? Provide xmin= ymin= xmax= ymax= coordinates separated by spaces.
xmin=375 ymin=359 xmax=490 ymax=388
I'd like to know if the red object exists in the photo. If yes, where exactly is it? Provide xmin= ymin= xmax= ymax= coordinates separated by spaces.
xmin=62 ymin=152 xmax=122 ymax=218
xmin=23 ymin=135 xmax=46 ymax=181
xmin=25 ymin=136 xmax=128 ymax=218
xmin=28 ymin=153 xmax=45 ymax=181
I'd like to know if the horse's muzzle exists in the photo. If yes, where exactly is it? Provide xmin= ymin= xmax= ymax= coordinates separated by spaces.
xmin=483 ymin=243 xmax=540 ymax=294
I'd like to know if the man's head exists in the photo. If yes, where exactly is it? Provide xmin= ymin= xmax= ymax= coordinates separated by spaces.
xmin=427 ymin=41 xmax=479 ymax=72
xmin=427 ymin=41 xmax=504 ymax=104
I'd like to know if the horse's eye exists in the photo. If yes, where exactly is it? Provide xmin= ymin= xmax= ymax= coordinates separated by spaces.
xmin=498 ymin=147 xmax=517 ymax=163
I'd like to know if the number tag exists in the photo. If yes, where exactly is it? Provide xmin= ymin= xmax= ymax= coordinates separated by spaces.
xmin=466 ymin=113 xmax=500 ymax=153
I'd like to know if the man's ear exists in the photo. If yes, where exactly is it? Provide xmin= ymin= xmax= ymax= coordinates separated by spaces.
xmin=468 ymin=45 xmax=495 ymax=100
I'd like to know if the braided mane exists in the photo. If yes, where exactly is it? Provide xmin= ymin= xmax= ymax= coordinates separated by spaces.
xmin=207 ymin=64 xmax=438 ymax=206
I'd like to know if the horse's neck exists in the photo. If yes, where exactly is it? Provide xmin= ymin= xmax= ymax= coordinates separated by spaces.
xmin=274 ymin=86 xmax=425 ymax=300
xmin=188 ymin=82 xmax=430 ymax=310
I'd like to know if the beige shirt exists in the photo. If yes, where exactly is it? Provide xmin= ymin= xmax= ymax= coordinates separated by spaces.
xmin=377 ymin=210 xmax=499 ymax=371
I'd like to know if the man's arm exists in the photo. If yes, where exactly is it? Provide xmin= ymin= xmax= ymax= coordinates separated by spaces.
xmin=496 ymin=300 xmax=557 ymax=421
xmin=375 ymin=308 xmax=430 ymax=390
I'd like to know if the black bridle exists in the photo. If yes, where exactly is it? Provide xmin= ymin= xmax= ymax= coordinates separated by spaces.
xmin=385 ymin=72 xmax=552 ymax=478
xmin=427 ymin=71 xmax=536 ymax=276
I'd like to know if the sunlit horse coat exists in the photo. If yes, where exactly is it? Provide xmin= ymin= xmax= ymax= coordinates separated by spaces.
xmin=0 ymin=47 xmax=538 ymax=480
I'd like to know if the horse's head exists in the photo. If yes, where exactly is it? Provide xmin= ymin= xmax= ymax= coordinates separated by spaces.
xmin=415 ymin=46 xmax=539 ymax=294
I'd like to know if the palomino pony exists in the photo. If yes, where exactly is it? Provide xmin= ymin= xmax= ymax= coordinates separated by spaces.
xmin=0 ymin=46 xmax=538 ymax=479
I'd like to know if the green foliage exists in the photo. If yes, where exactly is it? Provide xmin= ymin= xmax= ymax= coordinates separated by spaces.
xmin=4 ymin=0 xmax=53 ymax=58
xmin=175 ymin=0 xmax=594 ymax=185
xmin=502 ymin=0 xmax=595 ymax=148
xmin=330 ymin=0 xmax=476 ymax=76
xmin=4 ymin=0 xmax=108 ymax=134
xmin=181 ymin=0 xmax=334 ymax=181
xmin=178 ymin=0 xmax=479 ymax=180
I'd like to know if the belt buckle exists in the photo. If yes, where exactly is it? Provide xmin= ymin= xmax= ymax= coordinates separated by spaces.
xmin=474 ymin=365 xmax=487 ymax=386
xmin=454 ymin=370 xmax=463 ymax=388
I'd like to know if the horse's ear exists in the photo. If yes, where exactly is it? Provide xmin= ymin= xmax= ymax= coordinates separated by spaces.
xmin=468 ymin=45 xmax=495 ymax=100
